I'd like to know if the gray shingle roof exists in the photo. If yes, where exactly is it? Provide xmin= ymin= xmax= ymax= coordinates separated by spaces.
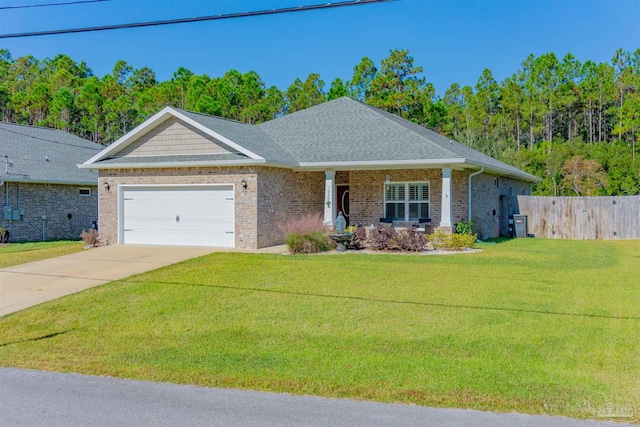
xmin=258 ymin=97 xmax=538 ymax=181
xmin=86 ymin=98 xmax=538 ymax=182
xmin=1 ymin=123 xmax=102 ymax=185
xmin=174 ymin=109 xmax=296 ymax=164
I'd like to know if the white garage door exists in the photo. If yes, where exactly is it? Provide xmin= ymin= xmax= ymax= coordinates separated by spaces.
xmin=121 ymin=185 xmax=235 ymax=247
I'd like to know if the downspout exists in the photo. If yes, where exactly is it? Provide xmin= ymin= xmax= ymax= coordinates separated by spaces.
xmin=467 ymin=167 xmax=485 ymax=223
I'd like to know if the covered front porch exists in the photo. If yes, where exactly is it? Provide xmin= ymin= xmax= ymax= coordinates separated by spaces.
xmin=321 ymin=168 xmax=471 ymax=233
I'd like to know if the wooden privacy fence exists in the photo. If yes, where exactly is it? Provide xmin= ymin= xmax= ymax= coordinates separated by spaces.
xmin=516 ymin=196 xmax=640 ymax=239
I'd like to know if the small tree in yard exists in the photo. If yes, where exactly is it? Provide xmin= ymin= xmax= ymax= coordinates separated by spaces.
xmin=561 ymin=155 xmax=609 ymax=196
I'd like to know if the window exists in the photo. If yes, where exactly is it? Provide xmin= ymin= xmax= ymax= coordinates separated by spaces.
xmin=79 ymin=188 xmax=91 ymax=197
xmin=384 ymin=182 xmax=429 ymax=221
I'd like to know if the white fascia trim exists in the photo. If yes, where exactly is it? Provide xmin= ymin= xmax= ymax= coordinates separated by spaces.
xmin=80 ymin=159 xmax=267 ymax=169
xmin=82 ymin=107 xmax=264 ymax=166
xmin=296 ymin=158 xmax=467 ymax=171
xmin=78 ymin=159 xmax=298 ymax=170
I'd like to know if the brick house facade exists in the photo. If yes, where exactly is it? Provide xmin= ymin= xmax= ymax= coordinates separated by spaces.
xmin=1 ymin=122 xmax=102 ymax=243
xmin=83 ymin=98 xmax=538 ymax=248
xmin=1 ymin=182 xmax=98 ymax=242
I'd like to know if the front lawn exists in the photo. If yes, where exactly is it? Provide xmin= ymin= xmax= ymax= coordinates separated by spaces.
xmin=0 ymin=239 xmax=638 ymax=419
xmin=0 ymin=240 xmax=84 ymax=268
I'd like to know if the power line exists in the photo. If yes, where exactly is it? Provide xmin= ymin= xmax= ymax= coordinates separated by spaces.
xmin=0 ymin=0 xmax=108 ymax=11
xmin=0 ymin=0 xmax=395 ymax=39
xmin=0 ymin=127 xmax=102 ymax=151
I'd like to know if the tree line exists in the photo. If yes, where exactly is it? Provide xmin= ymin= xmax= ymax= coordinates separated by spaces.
xmin=0 ymin=48 xmax=638 ymax=196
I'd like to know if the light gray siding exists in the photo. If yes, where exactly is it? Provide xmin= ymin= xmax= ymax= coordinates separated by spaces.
xmin=116 ymin=117 xmax=236 ymax=158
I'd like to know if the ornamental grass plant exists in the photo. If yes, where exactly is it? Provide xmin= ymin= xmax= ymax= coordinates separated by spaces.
xmin=277 ymin=213 xmax=333 ymax=254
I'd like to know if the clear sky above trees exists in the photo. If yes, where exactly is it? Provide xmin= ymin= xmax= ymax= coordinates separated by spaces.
xmin=0 ymin=0 xmax=638 ymax=95
xmin=0 ymin=0 xmax=638 ymax=197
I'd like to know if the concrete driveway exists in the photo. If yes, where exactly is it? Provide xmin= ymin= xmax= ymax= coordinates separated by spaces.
xmin=0 ymin=245 xmax=233 ymax=316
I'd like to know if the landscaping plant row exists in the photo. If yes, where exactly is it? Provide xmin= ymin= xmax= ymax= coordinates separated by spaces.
xmin=278 ymin=213 xmax=477 ymax=254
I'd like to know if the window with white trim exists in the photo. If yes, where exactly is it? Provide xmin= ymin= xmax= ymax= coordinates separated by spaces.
xmin=79 ymin=188 xmax=91 ymax=197
xmin=384 ymin=182 xmax=430 ymax=221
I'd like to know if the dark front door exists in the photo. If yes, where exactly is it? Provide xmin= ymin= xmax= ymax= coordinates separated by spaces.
xmin=336 ymin=185 xmax=350 ymax=226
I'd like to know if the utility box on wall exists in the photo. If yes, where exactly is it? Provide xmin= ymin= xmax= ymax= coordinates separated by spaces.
xmin=2 ymin=206 xmax=23 ymax=221
xmin=2 ymin=205 xmax=11 ymax=220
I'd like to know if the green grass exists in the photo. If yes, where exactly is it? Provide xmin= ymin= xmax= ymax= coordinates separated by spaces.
xmin=0 ymin=240 xmax=84 ymax=268
xmin=0 ymin=239 xmax=638 ymax=419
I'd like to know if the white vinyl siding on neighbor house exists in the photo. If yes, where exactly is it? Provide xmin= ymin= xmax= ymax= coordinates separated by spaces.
xmin=384 ymin=182 xmax=430 ymax=221
xmin=119 ymin=185 xmax=235 ymax=247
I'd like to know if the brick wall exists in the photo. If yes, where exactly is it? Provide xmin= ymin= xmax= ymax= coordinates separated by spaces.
xmin=470 ymin=173 xmax=531 ymax=239
xmin=98 ymin=167 xmax=258 ymax=248
xmin=256 ymin=169 xmax=324 ymax=247
xmin=349 ymin=169 xmax=470 ymax=229
xmin=98 ymin=166 xmax=532 ymax=248
xmin=1 ymin=182 xmax=98 ymax=242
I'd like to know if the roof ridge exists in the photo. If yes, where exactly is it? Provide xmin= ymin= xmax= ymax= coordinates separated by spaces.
xmin=173 ymin=107 xmax=254 ymax=126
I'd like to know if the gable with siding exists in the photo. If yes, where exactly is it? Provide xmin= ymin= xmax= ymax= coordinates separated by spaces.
xmin=115 ymin=117 xmax=238 ymax=158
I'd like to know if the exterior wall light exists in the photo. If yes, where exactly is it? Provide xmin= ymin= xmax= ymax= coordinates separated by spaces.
xmin=103 ymin=181 xmax=110 ymax=193
xmin=240 ymin=178 xmax=248 ymax=191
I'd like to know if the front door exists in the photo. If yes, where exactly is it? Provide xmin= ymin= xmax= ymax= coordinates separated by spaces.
xmin=336 ymin=185 xmax=350 ymax=226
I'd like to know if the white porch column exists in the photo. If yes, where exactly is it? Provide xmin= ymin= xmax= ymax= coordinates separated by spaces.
xmin=440 ymin=167 xmax=453 ymax=227
xmin=323 ymin=170 xmax=336 ymax=227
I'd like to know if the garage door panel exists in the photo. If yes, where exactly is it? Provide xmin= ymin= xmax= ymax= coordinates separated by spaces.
xmin=121 ymin=186 xmax=235 ymax=247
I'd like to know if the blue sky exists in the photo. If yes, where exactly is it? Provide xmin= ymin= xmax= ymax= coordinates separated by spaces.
xmin=0 ymin=0 xmax=638 ymax=95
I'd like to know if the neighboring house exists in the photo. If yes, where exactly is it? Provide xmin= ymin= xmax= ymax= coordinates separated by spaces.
xmin=81 ymin=97 xmax=540 ymax=249
xmin=1 ymin=123 xmax=102 ymax=242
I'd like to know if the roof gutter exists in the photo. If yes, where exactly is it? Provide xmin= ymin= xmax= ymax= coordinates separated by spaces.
xmin=468 ymin=167 xmax=484 ymax=222
xmin=77 ymin=159 xmax=298 ymax=169
xmin=0 ymin=177 xmax=97 ymax=186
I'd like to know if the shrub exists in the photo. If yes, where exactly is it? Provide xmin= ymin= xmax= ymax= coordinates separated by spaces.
xmin=278 ymin=213 xmax=333 ymax=254
xmin=455 ymin=220 xmax=474 ymax=235
xmin=449 ymin=233 xmax=477 ymax=250
xmin=367 ymin=224 xmax=401 ymax=251
xmin=349 ymin=225 xmax=368 ymax=250
xmin=395 ymin=227 xmax=428 ymax=252
xmin=429 ymin=229 xmax=476 ymax=251
xmin=285 ymin=232 xmax=334 ymax=254
xmin=80 ymin=229 xmax=100 ymax=247
xmin=276 ymin=212 xmax=325 ymax=237
xmin=0 ymin=227 xmax=9 ymax=244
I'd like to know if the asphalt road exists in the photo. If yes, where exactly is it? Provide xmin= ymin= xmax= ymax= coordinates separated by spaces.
xmin=0 ymin=368 xmax=608 ymax=426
